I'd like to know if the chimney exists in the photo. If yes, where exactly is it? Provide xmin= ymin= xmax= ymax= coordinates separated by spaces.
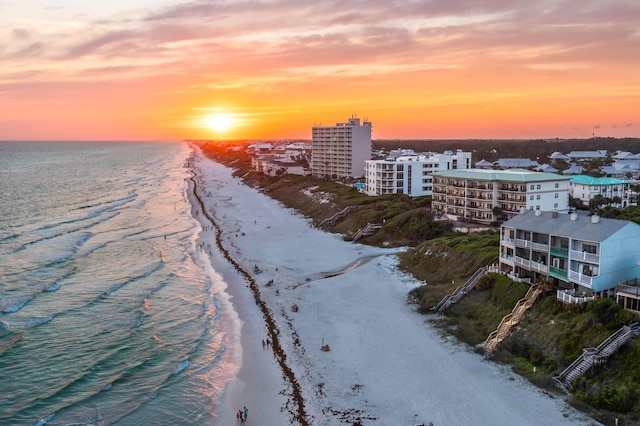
xmin=552 ymin=210 xmax=558 ymax=218
xmin=591 ymin=214 xmax=600 ymax=224
xmin=535 ymin=208 xmax=541 ymax=217
xmin=570 ymin=212 xmax=578 ymax=221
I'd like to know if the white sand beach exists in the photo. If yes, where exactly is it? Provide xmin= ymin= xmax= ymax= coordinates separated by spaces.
xmin=188 ymin=145 xmax=600 ymax=426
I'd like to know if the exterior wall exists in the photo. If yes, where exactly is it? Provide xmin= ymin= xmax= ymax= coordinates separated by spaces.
xmin=570 ymin=181 xmax=630 ymax=207
xmin=364 ymin=151 xmax=472 ymax=197
xmin=499 ymin=213 xmax=640 ymax=295
xmin=311 ymin=116 xmax=372 ymax=179
xmin=523 ymin=180 xmax=571 ymax=212
xmin=596 ymin=226 xmax=640 ymax=292
xmin=432 ymin=169 xmax=570 ymax=224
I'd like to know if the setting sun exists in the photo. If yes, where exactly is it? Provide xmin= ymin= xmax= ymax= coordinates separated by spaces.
xmin=203 ymin=113 xmax=236 ymax=134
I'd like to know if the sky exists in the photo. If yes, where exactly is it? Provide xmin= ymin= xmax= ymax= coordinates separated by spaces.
xmin=1 ymin=0 xmax=639 ymax=141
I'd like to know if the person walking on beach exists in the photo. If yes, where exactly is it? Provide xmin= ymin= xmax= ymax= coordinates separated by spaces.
xmin=236 ymin=409 xmax=242 ymax=422
xmin=261 ymin=339 xmax=266 ymax=349
xmin=243 ymin=406 xmax=248 ymax=421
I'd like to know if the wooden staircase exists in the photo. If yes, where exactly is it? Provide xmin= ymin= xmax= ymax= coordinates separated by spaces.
xmin=318 ymin=206 xmax=355 ymax=229
xmin=484 ymin=284 xmax=542 ymax=357
xmin=353 ymin=222 xmax=382 ymax=241
xmin=553 ymin=322 xmax=640 ymax=392
xmin=431 ymin=267 xmax=488 ymax=314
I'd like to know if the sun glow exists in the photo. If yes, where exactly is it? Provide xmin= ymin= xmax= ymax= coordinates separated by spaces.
xmin=202 ymin=113 xmax=236 ymax=134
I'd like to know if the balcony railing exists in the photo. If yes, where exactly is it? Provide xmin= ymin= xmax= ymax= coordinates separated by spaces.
xmin=514 ymin=256 xmax=531 ymax=268
xmin=549 ymin=265 xmax=568 ymax=279
xmin=617 ymin=283 xmax=640 ymax=297
xmin=500 ymin=254 xmax=514 ymax=265
xmin=557 ymin=289 xmax=595 ymax=304
xmin=569 ymin=270 xmax=593 ymax=286
xmin=570 ymin=250 xmax=600 ymax=264
xmin=515 ymin=238 xmax=530 ymax=248
xmin=501 ymin=237 xmax=515 ymax=246
xmin=531 ymin=242 xmax=549 ymax=252
xmin=550 ymin=246 xmax=569 ymax=257
xmin=530 ymin=260 xmax=549 ymax=274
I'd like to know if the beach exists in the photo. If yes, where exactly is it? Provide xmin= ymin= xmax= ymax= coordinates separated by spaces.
xmin=188 ymin=144 xmax=600 ymax=426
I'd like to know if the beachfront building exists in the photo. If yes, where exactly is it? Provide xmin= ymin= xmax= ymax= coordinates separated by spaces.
xmin=570 ymin=175 xmax=634 ymax=208
xmin=363 ymin=150 xmax=472 ymax=196
xmin=431 ymin=169 xmax=570 ymax=224
xmin=499 ymin=210 xmax=640 ymax=301
xmin=311 ymin=116 xmax=372 ymax=179
xmin=249 ymin=141 xmax=311 ymax=176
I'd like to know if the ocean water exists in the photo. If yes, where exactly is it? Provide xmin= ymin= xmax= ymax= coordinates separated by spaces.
xmin=0 ymin=142 xmax=236 ymax=425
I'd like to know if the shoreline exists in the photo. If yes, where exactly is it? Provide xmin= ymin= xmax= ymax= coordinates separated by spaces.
xmin=187 ymin=144 xmax=601 ymax=425
xmin=187 ymin=149 xmax=304 ymax=424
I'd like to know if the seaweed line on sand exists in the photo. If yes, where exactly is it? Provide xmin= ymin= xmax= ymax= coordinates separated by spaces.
xmin=189 ymin=168 xmax=309 ymax=426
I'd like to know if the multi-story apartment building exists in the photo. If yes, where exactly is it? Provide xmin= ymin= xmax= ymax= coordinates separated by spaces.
xmin=499 ymin=210 xmax=640 ymax=299
xmin=570 ymin=175 xmax=634 ymax=208
xmin=364 ymin=150 xmax=472 ymax=196
xmin=311 ymin=116 xmax=372 ymax=179
xmin=431 ymin=169 xmax=570 ymax=224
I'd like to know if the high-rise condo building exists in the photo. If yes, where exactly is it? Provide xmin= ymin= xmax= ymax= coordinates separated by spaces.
xmin=311 ymin=116 xmax=372 ymax=179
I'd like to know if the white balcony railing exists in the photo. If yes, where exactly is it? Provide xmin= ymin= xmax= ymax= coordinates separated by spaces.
xmin=515 ymin=238 xmax=530 ymax=248
xmin=530 ymin=261 xmax=549 ymax=274
xmin=569 ymin=270 xmax=593 ymax=286
xmin=557 ymin=289 xmax=595 ymax=304
xmin=570 ymin=250 xmax=600 ymax=264
xmin=514 ymin=256 xmax=531 ymax=268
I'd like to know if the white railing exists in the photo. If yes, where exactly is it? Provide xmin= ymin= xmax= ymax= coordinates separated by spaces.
xmin=570 ymin=250 xmax=600 ymax=263
xmin=557 ymin=289 xmax=595 ymax=304
xmin=531 ymin=242 xmax=549 ymax=252
xmin=507 ymin=273 xmax=531 ymax=283
xmin=500 ymin=254 xmax=514 ymax=265
xmin=568 ymin=270 xmax=593 ymax=286
xmin=501 ymin=237 xmax=515 ymax=246
xmin=530 ymin=261 xmax=549 ymax=274
xmin=514 ymin=256 xmax=531 ymax=268
xmin=515 ymin=238 xmax=530 ymax=248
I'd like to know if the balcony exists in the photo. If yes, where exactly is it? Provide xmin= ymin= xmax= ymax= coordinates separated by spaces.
xmin=530 ymin=260 xmax=549 ymax=274
xmin=569 ymin=270 xmax=593 ymax=286
xmin=514 ymin=256 xmax=531 ymax=268
xmin=550 ymin=246 xmax=569 ymax=257
xmin=549 ymin=265 xmax=568 ymax=279
xmin=557 ymin=289 xmax=595 ymax=304
xmin=501 ymin=237 xmax=515 ymax=247
xmin=515 ymin=238 xmax=530 ymax=248
xmin=570 ymin=250 xmax=600 ymax=264
xmin=500 ymin=254 xmax=514 ymax=265
xmin=531 ymin=242 xmax=549 ymax=252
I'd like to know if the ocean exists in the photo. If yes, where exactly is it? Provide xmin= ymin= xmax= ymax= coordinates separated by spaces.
xmin=0 ymin=141 xmax=237 ymax=425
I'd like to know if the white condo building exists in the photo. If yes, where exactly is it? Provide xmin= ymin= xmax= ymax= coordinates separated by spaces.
xmin=431 ymin=169 xmax=571 ymax=224
xmin=364 ymin=150 xmax=472 ymax=196
xmin=311 ymin=116 xmax=372 ymax=179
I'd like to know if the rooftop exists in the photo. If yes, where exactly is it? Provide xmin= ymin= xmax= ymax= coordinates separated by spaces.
xmin=503 ymin=210 xmax=634 ymax=242
xmin=432 ymin=168 xmax=570 ymax=182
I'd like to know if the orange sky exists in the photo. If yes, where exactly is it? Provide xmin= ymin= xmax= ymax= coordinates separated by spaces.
xmin=1 ymin=1 xmax=639 ymax=141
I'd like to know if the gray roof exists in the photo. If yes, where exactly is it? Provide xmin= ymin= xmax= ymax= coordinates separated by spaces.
xmin=495 ymin=158 xmax=540 ymax=168
xmin=503 ymin=210 xmax=634 ymax=242
xmin=432 ymin=168 xmax=569 ymax=182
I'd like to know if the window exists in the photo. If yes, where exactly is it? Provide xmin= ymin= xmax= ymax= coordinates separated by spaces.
xmin=536 ymin=195 xmax=541 ymax=200
xmin=554 ymin=203 xmax=558 ymax=208
xmin=536 ymin=205 xmax=540 ymax=210
xmin=554 ymin=193 xmax=559 ymax=198
xmin=555 ymin=183 xmax=559 ymax=188
xmin=530 ymin=184 xmax=535 ymax=190
xmin=530 ymin=195 xmax=534 ymax=200
xmin=536 ymin=184 xmax=541 ymax=190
